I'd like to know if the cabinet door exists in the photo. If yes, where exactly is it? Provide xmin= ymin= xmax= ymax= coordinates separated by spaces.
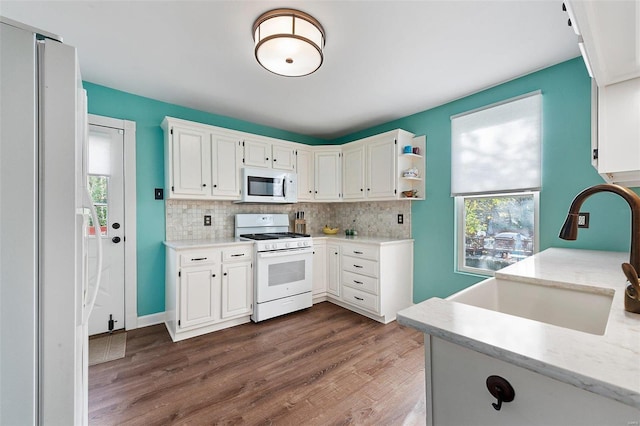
xmin=312 ymin=242 xmax=327 ymax=296
xmin=367 ymin=136 xmax=396 ymax=199
xmin=211 ymin=134 xmax=241 ymax=199
xmin=272 ymin=143 xmax=296 ymax=171
xmin=171 ymin=125 xmax=211 ymax=196
xmin=342 ymin=144 xmax=365 ymax=200
xmin=314 ymin=150 xmax=342 ymax=201
xmin=327 ymin=243 xmax=341 ymax=297
xmin=296 ymin=148 xmax=314 ymax=201
xmin=179 ymin=266 xmax=219 ymax=328
xmin=221 ymin=261 xmax=253 ymax=318
xmin=243 ymin=139 xmax=271 ymax=168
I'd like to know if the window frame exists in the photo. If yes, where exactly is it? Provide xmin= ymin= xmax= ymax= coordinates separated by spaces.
xmin=455 ymin=191 xmax=540 ymax=276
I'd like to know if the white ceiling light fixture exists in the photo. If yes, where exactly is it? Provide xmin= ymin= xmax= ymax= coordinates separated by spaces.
xmin=253 ymin=8 xmax=325 ymax=77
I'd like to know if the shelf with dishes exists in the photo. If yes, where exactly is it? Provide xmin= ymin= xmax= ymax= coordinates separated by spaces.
xmin=398 ymin=135 xmax=426 ymax=200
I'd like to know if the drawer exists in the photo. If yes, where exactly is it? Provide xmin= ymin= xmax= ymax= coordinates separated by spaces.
xmin=342 ymin=255 xmax=378 ymax=277
xmin=342 ymin=286 xmax=379 ymax=314
xmin=222 ymin=246 xmax=252 ymax=262
xmin=341 ymin=243 xmax=378 ymax=260
xmin=180 ymin=250 xmax=220 ymax=266
xmin=342 ymin=270 xmax=378 ymax=295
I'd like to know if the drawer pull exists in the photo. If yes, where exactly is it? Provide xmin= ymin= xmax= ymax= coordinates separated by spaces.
xmin=353 ymin=264 xmax=363 ymax=268
xmin=191 ymin=257 xmax=207 ymax=261
xmin=353 ymin=251 xmax=363 ymax=254
xmin=230 ymin=253 xmax=245 ymax=257
xmin=353 ymin=280 xmax=363 ymax=285
xmin=354 ymin=296 xmax=364 ymax=301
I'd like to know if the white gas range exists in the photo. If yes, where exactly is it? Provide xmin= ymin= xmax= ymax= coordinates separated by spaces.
xmin=235 ymin=214 xmax=313 ymax=322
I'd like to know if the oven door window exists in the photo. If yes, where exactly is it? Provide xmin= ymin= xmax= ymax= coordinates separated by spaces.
xmin=248 ymin=176 xmax=284 ymax=197
xmin=269 ymin=259 xmax=305 ymax=286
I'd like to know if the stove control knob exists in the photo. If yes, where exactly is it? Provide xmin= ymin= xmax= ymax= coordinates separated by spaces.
xmin=263 ymin=244 xmax=270 ymax=250
xmin=298 ymin=242 xmax=303 ymax=247
xmin=285 ymin=242 xmax=290 ymax=248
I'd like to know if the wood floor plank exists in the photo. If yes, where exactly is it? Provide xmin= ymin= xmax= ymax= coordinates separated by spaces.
xmin=88 ymin=302 xmax=425 ymax=425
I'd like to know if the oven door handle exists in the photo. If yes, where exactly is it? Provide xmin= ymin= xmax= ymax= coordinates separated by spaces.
xmin=258 ymin=247 xmax=312 ymax=258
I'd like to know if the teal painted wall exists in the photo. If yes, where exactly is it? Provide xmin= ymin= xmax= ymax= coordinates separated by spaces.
xmin=335 ymin=57 xmax=639 ymax=302
xmin=86 ymin=57 xmax=640 ymax=315
xmin=84 ymin=82 xmax=326 ymax=316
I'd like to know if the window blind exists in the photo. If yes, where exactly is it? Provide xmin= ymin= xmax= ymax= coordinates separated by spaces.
xmin=451 ymin=91 xmax=542 ymax=196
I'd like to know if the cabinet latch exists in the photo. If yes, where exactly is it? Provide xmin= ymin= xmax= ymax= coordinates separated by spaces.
xmin=592 ymin=148 xmax=599 ymax=160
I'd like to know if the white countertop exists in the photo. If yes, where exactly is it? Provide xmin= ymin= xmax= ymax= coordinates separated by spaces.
xmin=310 ymin=234 xmax=414 ymax=245
xmin=164 ymin=238 xmax=250 ymax=249
xmin=397 ymin=248 xmax=640 ymax=408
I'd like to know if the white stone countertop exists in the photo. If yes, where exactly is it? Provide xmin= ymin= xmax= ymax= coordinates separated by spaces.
xmin=397 ymin=248 xmax=640 ymax=409
xmin=163 ymin=238 xmax=250 ymax=249
xmin=310 ymin=234 xmax=414 ymax=245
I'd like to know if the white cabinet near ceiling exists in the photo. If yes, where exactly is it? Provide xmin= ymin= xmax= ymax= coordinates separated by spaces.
xmin=162 ymin=117 xmax=242 ymax=200
xmin=166 ymin=124 xmax=211 ymax=197
xmin=366 ymin=134 xmax=397 ymax=199
xmin=271 ymin=142 xmax=296 ymax=171
xmin=243 ymin=138 xmax=271 ymax=168
xmin=592 ymin=78 xmax=640 ymax=186
xmin=243 ymin=138 xmax=297 ymax=171
xmin=211 ymin=133 xmax=242 ymax=198
xmin=165 ymin=242 xmax=253 ymax=342
xmin=314 ymin=148 xmax=342 ymax=201
xmin=296 ymin=146 xmax=314 ymax=201
xmin=342 ymin=143 xmax=366 ymax=200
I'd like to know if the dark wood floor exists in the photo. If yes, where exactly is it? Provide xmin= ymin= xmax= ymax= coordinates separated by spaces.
xmin=89 ymin=302 xmax=426 ymax=425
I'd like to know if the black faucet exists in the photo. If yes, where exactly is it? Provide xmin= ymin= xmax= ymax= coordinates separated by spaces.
xmin=559 ymin=184 xmax=640 ymax=277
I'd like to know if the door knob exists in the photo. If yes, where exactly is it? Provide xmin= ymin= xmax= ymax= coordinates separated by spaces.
xmin=112 ymin=236 xmax=121 ymax=244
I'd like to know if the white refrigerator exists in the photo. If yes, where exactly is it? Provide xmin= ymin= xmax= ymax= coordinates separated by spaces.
xmin=0 ymin=17 xmax=102 ymax=425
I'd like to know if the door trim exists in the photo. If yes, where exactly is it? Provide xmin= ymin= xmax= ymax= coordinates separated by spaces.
xmin=88 ymin=114 xmax=138 ymax=330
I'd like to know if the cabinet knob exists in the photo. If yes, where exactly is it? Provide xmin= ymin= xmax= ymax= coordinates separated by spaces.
xmin=266 ymin=157 xmax=269 ymax=161
xmin=202 ymin=183 xmax=207 ymax=187
xmin=273 ymin=158 xmax=277 ymax=162
xmin=486 ymin=375 xmax=515 ymax=411
xmin=212 ymin=274 xmax=216 ymax=277
xmin=223 ymin=272 xmax=227 ymax=276
xmin=309 ymin=190 xmax=312 ymax=193
xmin=213 ymin=184 xmax=217 ymax=188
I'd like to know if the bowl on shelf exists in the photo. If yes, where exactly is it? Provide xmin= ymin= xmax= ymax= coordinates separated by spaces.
xmin=402 ymin=190 xmax=418 ymax=198
xmin=322 ymin=226 xmax=339 ymax=234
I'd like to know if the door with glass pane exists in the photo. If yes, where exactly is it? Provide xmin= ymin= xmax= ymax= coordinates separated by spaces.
xmin=87 ymin=124 xmax=125 ymax=336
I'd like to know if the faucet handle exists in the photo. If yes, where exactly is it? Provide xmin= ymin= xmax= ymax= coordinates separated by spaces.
xmin=622 ymin=263 xmax=640 ymax=294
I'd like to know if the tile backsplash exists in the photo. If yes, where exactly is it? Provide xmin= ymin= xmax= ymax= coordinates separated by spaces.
xmin=165 ymin=200 xmax=411 ymax=240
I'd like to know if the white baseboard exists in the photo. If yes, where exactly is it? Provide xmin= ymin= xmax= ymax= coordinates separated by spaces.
xmin=134 ymin=312 xmax=165 ymax=329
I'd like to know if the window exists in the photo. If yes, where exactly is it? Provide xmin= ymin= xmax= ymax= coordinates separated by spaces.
xmin=452 ymin=92 xmax=541 ymax=274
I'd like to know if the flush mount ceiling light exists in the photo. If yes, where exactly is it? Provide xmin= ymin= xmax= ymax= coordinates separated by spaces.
xmin=253 ymin=8 xmax=325 ymax=77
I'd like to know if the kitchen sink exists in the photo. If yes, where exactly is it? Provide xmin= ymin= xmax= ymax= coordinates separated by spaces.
xmin=446 ymin=278 xmax=614 ymax=335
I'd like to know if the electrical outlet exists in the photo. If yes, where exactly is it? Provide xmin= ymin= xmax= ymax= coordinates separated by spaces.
xmin=154 ymin=188 xmax=164 ymax=200
xmin=204 ymin=215 xmax=212 ymax=226
xmin=397 ymin=214 xmax=404 ymax=224
xmin=578 ymin=212 xmax=589 ymax=228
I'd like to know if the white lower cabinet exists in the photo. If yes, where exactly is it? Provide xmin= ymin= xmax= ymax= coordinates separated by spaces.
xmin=428 ymin=336 xmax=639 ymax=426
xmin=326 ymin=242 xmax=341 ymax=297
xmin=165 ymin=243 xmax=253 ymax=341
xmin=317 ymin=238 xmax=413 ymax=324
xmin=312 ymin=239 xmax=327 ymax=301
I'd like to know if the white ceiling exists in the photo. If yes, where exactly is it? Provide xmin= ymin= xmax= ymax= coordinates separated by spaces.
xmin=1 ymin=1 xmax=580 ymax=140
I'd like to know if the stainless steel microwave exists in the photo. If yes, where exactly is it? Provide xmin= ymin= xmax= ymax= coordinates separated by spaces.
xmin=238 ymin=167 xmax=297 ymax=203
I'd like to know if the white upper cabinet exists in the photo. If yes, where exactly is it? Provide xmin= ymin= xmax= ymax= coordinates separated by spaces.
xmin=565 ymin=1 xmax=640 ymax=186
xmin=211 ymin=134 xmax=242 ymax=198
xmin=342 ymin=143 xmax=366 ymax=200
xmin=165 ymin=123 xmax=211 ymax=198
xmin=296 ymin=146 xmax=314 ymax=201
xmin=314 ymin=148 xmax=342 ymax=201
xmin=565 ymin=0 xmax=640 ymax=86
xmin=163 ymin=117 xmax=242 ymax=200
xmin=366 ymin=134 xmax=397 ymax=199
xmin=271 ymin=143 xmax=296 ymax=171
xmin=243 ymin=138 xmax=271 ymax=168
